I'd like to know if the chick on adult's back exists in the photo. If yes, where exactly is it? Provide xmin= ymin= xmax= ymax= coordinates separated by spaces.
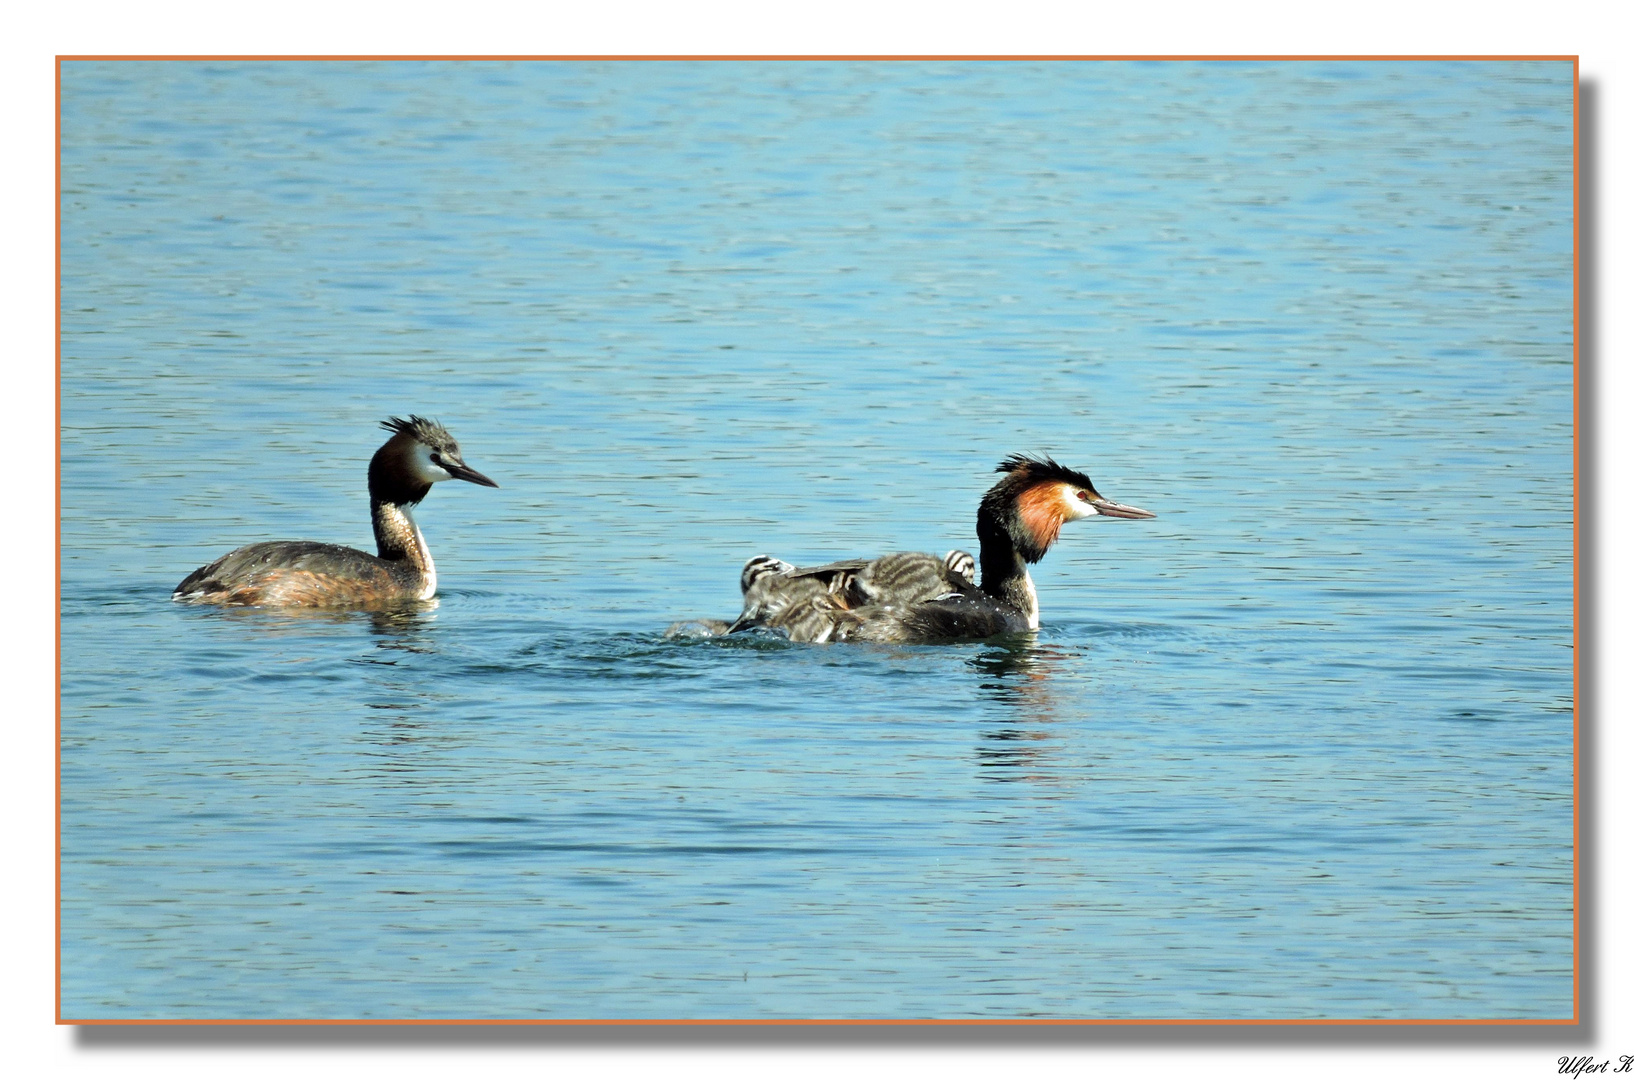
xmin=173 ymin=416 xmax=498 ymax=608
xmin=691 ymin=454 xmax=1153 ymax=644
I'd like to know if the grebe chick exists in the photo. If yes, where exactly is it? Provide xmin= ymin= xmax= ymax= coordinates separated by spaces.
xmin=172 ymin=416 xmax=497 ymax=608
xmin=727 ymin=550 xmax=976 ymax=639
xmin=710 ymin=455 xmax=1152 ymax=644
xmin=663 ymin=550 xmax=973 ymax=640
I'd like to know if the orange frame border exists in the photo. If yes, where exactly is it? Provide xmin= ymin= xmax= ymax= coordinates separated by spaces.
xmin=53 ymin=53 xmax=1582 ymax=1028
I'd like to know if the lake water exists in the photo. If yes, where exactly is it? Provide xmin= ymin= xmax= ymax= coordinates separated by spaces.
xmin=58 ymin=59 xmax=1576 ymax=1020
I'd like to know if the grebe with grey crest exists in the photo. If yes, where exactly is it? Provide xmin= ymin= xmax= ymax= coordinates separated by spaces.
xmin=173 ymin=416 xmax=497 ymax=607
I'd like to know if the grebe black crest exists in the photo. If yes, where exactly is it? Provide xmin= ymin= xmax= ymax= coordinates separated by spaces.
xmin=671 ymin=454 xmax=1152 ymax=644
xmin=173 ymin=416 xmax=498 ymax=608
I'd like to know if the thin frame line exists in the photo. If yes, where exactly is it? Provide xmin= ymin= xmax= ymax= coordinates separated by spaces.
xmin=57 ymin=52 xmax=1588 ymax=1026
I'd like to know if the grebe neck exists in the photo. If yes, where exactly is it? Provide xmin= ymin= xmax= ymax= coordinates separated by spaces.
xmin=976 ymin=507 xmax=1040 ymax=629
xmin=372 ymin=498 xmax=437 ymax=599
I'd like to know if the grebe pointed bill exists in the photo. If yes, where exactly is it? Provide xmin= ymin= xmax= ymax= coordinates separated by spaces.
xmin=172 ymin=415 xmax=498 ymax=609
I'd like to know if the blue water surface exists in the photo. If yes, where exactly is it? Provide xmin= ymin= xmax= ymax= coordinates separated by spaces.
xmin=58 ymin=59 xmax=1574 ymax=1019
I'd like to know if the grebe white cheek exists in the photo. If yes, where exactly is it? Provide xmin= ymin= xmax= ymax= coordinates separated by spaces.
xmin=409 ymin=441 xmax=455 ymax=484
xmin=1065 ymin=486 xmax=1101 ymax=519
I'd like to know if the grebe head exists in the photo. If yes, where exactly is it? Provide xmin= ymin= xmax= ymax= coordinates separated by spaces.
xmin=979 ymin=453 xmax=1154 ymax=563
xmin=740 ymin=555 xmax=797 ymax=594
xmin=943 ymin=550 xmax=976 ymax=582
xmin=368 ymin=415 xmax=499 ymax=506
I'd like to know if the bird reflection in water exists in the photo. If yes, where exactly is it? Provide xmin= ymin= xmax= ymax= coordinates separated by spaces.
xmin=357 ymin=602 xmax=442 ymax=657
xmin=345 ymin=604 xmax=458 ymax=764
xmin=197 ymin=596 xmax=440 ymax=649
xmin=202 ymin=601 xmax=449 ymax=758
xmin=968 ymin=640 xmax=1083 ymax=782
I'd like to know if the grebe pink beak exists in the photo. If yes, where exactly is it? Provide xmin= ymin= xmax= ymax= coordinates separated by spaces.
xmin=1088 ymin=497 xmax=1154 ymax=519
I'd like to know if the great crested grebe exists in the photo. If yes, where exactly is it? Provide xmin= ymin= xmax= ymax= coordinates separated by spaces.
xmin=697 ymin=455 xmax=1153 ymax=644
xmin=172 ymin=416 xmax=497 ymax=608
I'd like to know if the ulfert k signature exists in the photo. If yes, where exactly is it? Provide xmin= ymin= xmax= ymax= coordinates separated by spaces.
xmin=1559 ymin=1056 xmax=1634 ymax=1077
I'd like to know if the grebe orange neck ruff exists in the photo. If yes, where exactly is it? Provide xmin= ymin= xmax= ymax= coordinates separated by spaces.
xmin=172 ymin=416 xmax=498 ymax=608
